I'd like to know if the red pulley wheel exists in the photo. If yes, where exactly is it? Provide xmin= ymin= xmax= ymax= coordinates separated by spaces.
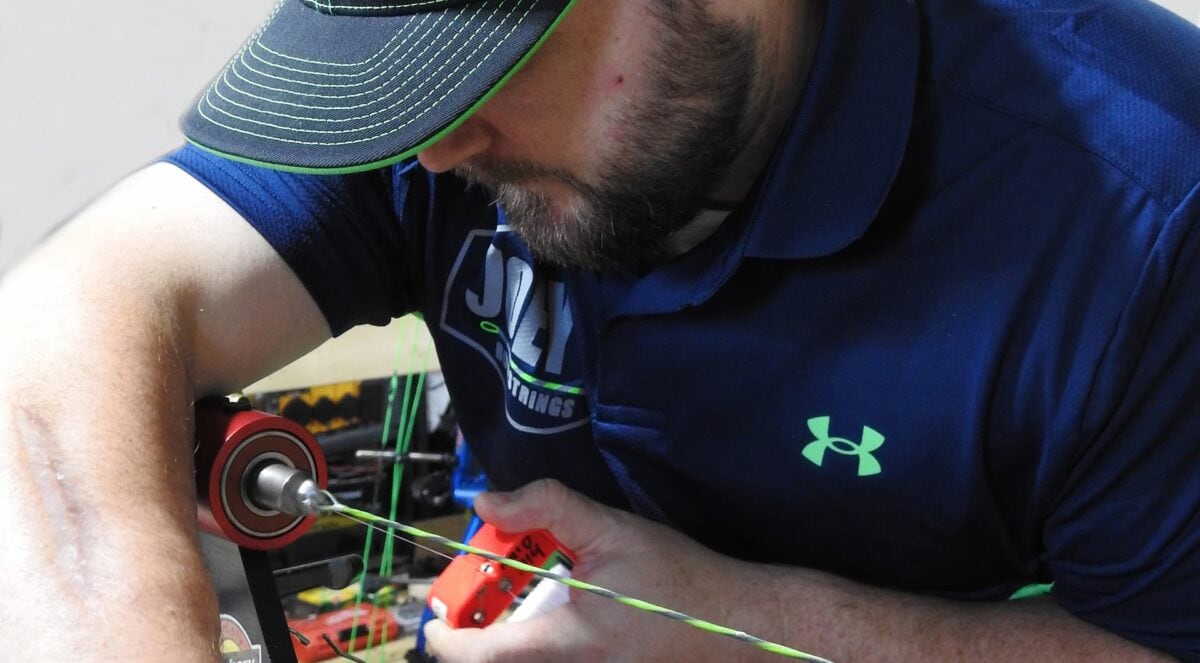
xmin=194 ymin=399 xmax=328 ymax=550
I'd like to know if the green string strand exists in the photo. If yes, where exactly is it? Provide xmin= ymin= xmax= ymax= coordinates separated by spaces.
xmin=348 ymin=326 xmax=410 ymax=653
xmin=370 ymin=369 xmax=414 ymax=658
xmin=325 ymin=501 xmax=833 ymax=663
xmin=374 ymin=370 xmax=414 ymax=579
xmin=375 ymin=338 xmax=429 ymax=660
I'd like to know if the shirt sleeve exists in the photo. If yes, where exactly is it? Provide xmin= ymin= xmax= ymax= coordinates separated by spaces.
xmin=163 ymin=144 xmax=429 ymax=335
xmin=1045 ymin=183 xmax=1200 ymax=659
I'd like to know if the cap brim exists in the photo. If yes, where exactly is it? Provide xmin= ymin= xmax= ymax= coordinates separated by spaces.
xmin=182 ymin=0 xmax=574 ymax=174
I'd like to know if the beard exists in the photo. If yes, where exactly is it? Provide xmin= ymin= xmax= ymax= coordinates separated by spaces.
xmin=454 ymin=1 xmax=759 ymax=273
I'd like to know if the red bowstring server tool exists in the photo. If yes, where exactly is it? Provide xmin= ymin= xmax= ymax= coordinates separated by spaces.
xmin=427 ymin=523 xmax=575 ymax=628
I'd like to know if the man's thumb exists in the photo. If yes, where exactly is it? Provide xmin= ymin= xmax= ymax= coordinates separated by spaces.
xmin=472 ymin=478 xmax=617 ymax=553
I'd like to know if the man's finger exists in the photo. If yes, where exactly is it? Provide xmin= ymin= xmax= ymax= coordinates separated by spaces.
xmin=424 ymin=614 xmax=562 ymax=662
xmin=472 ymin=478 xmax=622 ymax=554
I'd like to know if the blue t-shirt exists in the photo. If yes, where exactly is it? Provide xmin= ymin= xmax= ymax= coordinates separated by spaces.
xmin=168 ymin=0 xmax=1200 ymax=656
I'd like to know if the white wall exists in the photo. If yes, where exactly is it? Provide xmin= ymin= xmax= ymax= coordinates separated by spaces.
xmin=0 ymin=0 xmax=276 ymax=272
xmin=1158 ymin=0 xmax=1200 ymax=25
xmin=1 ymin=0 xmax=1198 ymax=273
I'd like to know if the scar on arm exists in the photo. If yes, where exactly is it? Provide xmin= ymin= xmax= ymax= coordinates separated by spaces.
xmin=13 ymin=404 xmax=92 ymax=596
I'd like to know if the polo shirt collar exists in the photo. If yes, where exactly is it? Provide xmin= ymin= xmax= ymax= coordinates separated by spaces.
xmin=744 ymin=0 xmax=921 ymax=259
xmin=578 ymin=0 xmax=921 ymax=321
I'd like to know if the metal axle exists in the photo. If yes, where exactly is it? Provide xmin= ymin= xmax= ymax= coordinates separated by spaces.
xmin=247 ymin=462 xmax=323 ymax=517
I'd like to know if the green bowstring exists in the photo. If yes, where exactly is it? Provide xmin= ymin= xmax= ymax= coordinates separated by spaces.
xmin=327 ymin=500 xmax=834 ymax=663
xmin=348 ymin=323 xmax=421 ymax=653
xmin=374 ymin=341 xmax=428 ymax=660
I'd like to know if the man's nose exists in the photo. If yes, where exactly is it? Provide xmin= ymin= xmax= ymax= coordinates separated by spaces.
xmin=417 ymin=117 xmax=496 ymax=173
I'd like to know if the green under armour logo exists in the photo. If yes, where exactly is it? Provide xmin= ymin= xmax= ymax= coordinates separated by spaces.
xmin=801 ymin=416 xmax=885 ymax=477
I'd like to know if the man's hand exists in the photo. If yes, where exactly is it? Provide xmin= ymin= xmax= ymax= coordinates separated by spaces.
xmin=423 ymin=478 xmax=792 ymax=662
xmin=423 ymin=479 xmax=1174 ymax=663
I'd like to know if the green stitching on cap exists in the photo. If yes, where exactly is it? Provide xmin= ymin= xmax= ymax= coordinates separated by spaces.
xmin=198 ymin=0 xmax=531 ymax=141
xmin=300 ymin=0 xmax=474 ymax=18
xmin=187 ymin=0 xmax=577 ymax=175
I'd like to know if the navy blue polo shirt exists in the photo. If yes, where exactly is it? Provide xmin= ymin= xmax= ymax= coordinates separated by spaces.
xmin=168 ymin=0 xmax=1200 ymax=656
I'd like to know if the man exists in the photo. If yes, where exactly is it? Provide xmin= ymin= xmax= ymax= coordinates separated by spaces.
xmin=1 ymin=0 xmax=1197 ymax=660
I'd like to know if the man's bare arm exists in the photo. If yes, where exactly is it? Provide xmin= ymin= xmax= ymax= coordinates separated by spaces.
xmin=0 ymin=163 xmax=331 ymax=660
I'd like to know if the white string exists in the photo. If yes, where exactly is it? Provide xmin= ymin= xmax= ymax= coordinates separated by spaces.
xmin=337 ymin=508 xmax=458 ymax=563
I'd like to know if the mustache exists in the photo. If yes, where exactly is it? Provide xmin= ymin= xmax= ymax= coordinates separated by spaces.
xmin=454 ymin=158 xmax=590 ymax=193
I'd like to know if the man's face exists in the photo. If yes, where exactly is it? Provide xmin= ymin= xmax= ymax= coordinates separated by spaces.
xmin=417 ymin=0 xmax=759 ymax=272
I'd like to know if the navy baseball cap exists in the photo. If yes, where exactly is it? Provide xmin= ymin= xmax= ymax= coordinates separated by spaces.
xmin=182 ymin=0 xmax=575 ymax=174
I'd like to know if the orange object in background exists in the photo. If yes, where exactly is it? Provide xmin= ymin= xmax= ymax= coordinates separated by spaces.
xmin=289 ymin=605 xmax=400 ymax=663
